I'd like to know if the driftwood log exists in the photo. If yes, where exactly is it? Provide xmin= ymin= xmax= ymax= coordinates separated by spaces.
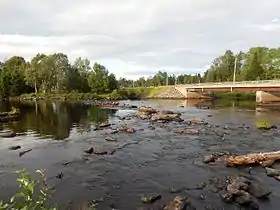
xmin=226 ymin=151 xmax=280 ymax=166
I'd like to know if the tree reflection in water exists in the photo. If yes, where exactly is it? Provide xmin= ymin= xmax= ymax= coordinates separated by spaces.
xmin=0 ymin=101 xmax=116 ymax=140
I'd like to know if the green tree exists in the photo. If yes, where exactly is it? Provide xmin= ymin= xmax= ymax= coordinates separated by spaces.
xmin=73 ymin=57 xmax=91 ymax=92
xmin=107 ymin=73 xmax=118 ymax=92
xmin=243 ymin=51 xmax=264 ymax=80
xmin=51 ymin=53 xmax=70 ymax=92
xmin=38 ymin=55 xmax=56 ymax=93
xmin=1 ymin=56 xmax=28 ymax=97
xmin=25 ymin=53 xmax=46 ymax=93
xmin=88 ymin=63 xmax=109 ymax=93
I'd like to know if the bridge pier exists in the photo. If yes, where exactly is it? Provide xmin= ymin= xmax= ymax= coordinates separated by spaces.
xmin=256 ymin=91 xmax=280 ymax=103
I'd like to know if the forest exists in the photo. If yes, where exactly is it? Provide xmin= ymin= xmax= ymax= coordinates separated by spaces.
xmin=0 ymin=46 xmax=280 ymax=98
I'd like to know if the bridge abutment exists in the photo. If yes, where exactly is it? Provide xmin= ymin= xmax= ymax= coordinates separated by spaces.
xmin=256 ymin=91 xmax=280 ymax=103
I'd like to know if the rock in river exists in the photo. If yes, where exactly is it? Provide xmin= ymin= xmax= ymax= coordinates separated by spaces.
xmin=126 ymin=127 xmax=136 ymax=133
xmin=120 ymin=126 xmax=136 ymax=133
xmin=164 ymin=196 xmax=196 ymax=210
xmin=99 ymin=122 xmax=111 ymax=128
xmin=141 ymin=193 xmax=161 ymax=204
xmin=84 ymin=147 xmax=94 ymax=154
xmin=220 ymin=176 xmax=271 ymax=209
xmin=261 ymin=160 xmax=275 ymax=167
xmin=93 ymin=151 xmax=108 ymax=155
xmin=105 ymin=137 xmax=117 ymax=142
xmin=9 ymin=145 xmax=21 ymax=150
xmin=265 ymin=167 xmax=280 ymax=177
xmin=174 ymin=129 xmax=199 ymax=135
xmin=189 ymin=117 xmax=204 ymax=125
xmin=0 ymin=131 xmax=16 ymax=138
xmin=19 ymin=149 xmax=32 ymax=157
xmin=203 ymin=155 xmax=216 ymax=164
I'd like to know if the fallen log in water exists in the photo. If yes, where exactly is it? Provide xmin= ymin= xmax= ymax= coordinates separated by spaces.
xmin=226 ymin=151 xmax=280 ymax=166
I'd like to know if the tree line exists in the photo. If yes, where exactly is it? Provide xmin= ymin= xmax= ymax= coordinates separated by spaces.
xmin=0 ymin=46 xmax=280 ymax=98
xmin=0 ymin=53 xmax=118 ymax=98
xmin=119 ymin=47 xmax=280 ymax=87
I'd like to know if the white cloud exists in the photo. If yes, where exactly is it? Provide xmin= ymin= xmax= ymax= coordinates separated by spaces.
xmin=1 ymin=0 xmax=280 ymax=79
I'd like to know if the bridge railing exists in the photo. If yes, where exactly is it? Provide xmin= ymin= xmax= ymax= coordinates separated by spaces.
xmin=174 ymin=80 xmax=280 ymax=87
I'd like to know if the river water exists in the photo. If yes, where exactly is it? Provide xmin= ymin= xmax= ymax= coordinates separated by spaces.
xmin=0 ymin=100 xmax=280 ymax=210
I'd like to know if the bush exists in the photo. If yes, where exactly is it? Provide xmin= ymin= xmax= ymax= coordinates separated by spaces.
xmin=0 ymin=169 xmax=57 ymax=210
xmin=0 ymin=169 xmax=96 ymax=210
xmin=10 ymin=107 xmax=20 ymax=115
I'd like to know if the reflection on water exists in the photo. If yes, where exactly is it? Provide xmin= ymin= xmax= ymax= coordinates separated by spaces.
xmin=148 ymin=99 xmax=257 ymax=110
xmin=0 ymin=101 xmax=117 ymax=140
xmin=1 ymin=99 xmax=280 ymax=140
xmin=1 ymin=99 xmax=280 ymax=209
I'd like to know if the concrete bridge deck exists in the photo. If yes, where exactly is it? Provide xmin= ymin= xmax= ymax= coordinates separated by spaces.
xmin=173 ymin=80 xmax=280 ymax=103
xmin=175 ymin=80 xmax=280 ymax=91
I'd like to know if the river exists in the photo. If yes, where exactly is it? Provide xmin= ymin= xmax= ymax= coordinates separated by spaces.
xmin=0 ymin=99 xmax=280 ymax=209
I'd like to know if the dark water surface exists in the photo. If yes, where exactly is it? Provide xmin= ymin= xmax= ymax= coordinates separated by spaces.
xmin=0 ymin=100 xmax=280 ymax=209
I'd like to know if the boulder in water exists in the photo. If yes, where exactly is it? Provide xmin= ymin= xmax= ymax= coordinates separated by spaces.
xmin=0 ymin=131 xmax=16 ymax=138
xmin=141 ymin=193 xmax=161 ymax=204
xmin=164 ymin=196 xmax=196 ymax=210
xmin=9 ymin=145 xmax=21 ymax=150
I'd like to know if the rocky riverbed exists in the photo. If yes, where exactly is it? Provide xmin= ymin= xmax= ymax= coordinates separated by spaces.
xmin=0 ymin=100 xmax=280 ymax=209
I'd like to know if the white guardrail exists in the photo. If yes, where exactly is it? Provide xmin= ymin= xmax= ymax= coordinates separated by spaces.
xmin=174 ymin=80 xmax=280 ymax=88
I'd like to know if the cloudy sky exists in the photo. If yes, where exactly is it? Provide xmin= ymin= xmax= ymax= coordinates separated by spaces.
xmin=1 ymin=0 xmax=280 ymax=79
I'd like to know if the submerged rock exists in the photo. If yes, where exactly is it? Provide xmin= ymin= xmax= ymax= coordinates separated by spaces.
xmin=189 ymin=118 xmax=204 ymax=125
xmin=84 ymin=147 xmax=94 ymax=154
xmin=56 ymin=172 xmax=64 ymax=179
xmin=203 ymin=152 xmax=229 ymax=164
xmin=126 ymin=127 xmax=136 ymax=133
xmin=9 ymin=145 xmax=21 ymax=150
xmin=265 ymin=167 xmax=280 ymax=177
xmin=174 ymin=129 xmax=199 ymax=135
xmin=0 ymin=131 xmax=16 ymax=138
xmin=119 ymin=126 xmax=136 ymax=133
xmin=105 ymin=137 xmax=117 ymax=142
xmin=141 ymin=193 xmax=161 ymax=204
xmin=203 ymin=155 xmax=216 ymax=164
xmin=151 ymin=113 xmax=183 ymax=122
xmin=94 ymin=150 xmax=108 ymax=155
xmin=247 ymin=182 xmax=271 ymax=199
xmin=19 ymin=149 xmax=32 ymax=157
xmin=99 ymin=122 xmax=111 ymax=128
xmin=219 ymin=176 xmax=270 ymax=209
xmin=108 ymin=130 xmax=119 ymax=134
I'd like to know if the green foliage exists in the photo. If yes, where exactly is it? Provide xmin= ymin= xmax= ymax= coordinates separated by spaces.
xmin=88 ymin=63 xmax=118 ymax=93
xmin=212 ymin=92 xmax=255 ymax=100
xmin=0 ymin=169 xmax=57 ymax=210
xmin=10 ymin=107 xmax=20 ymax=114
xmin=256 ymin=119 xmax=271 ymax=129
xmin=2 ymin=46 xmax=280 ymax=100
xmin=204 ymin=47 xmax=280 ymax=83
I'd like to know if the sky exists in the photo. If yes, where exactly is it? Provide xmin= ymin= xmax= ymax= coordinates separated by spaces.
xmin=1 ymin=0 xmax=280 ymax=80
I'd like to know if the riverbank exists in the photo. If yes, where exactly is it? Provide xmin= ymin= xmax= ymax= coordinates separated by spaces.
xmin=11 ymin=87 xmax=170 ymax=101
xmin=211 ymin=92 xmax=256 ymax=100
xmin=12 ymin=87 xmax=256 ymax=102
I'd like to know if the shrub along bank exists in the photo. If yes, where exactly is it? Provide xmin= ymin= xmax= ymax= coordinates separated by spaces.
xmin=14 ymin=88 xmax=256 ymax=101
xmin=14 ymin=87 xmax=171 ymax=101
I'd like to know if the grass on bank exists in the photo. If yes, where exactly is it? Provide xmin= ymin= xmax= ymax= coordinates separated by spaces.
xmin=16 ymin=87 xmax=255 ymax=101
xmin=17 ymin=86 xmax=171 ymax=101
